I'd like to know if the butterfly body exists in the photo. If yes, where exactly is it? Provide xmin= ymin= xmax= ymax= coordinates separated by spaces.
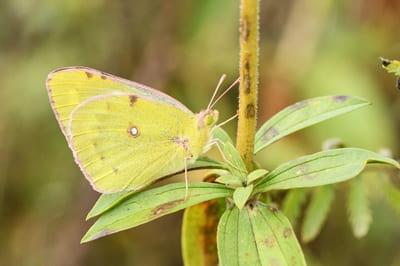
xmin=47 ymin=67 xmax=218 ymax=193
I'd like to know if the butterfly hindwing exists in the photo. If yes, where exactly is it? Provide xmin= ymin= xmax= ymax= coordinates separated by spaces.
xmin=69 ymin=94 xmax=209 ymax=193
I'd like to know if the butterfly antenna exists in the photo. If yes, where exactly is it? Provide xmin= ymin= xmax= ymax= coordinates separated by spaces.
xmin=212 ymin=112 xmax=239 ymax=133
xmin=207 ymin=74 xmax=227 ymax=110
xmin=209 ymin=77 xmax=240 ymax=110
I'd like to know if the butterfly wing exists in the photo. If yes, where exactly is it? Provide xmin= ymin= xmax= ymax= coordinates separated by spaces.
xmin=46 ymin=67 xmax=191 ymax=137
xmin=69 ymin=94 xmax=210 ymax=193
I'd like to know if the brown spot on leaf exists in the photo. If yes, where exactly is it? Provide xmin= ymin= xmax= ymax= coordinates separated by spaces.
xmin=283 ymin=227 xmax=292 ymax=238
xmin=270 ymin=258 xmax=280 ymax=266
xmin=264 ymin=236 xmax=276 ymax=247
xmin=91 ymin=229 xmax=116 ymax=241
xmin=129 ymin=95 xmax=137 ymax=106
xmin=152 ymin=199 xmax=182 ymax=216
xmin=85 ymin=71 xmax=93 ymax=79
xmin=290 ymin=99 xmax=309 ymax=110
xmin=262 ymin=127 xmax=279 ymax=141
xmin=246 ymin=104 xmax=255 ymax=118
xmin=334 ymin=95 xmax=349 ymax=102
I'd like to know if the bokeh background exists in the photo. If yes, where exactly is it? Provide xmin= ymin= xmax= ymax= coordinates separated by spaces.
xmin=1 ymin=0 xmax=400 ymax=265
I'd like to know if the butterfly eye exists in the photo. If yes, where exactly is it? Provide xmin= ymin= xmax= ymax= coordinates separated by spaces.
xmin=129 ymin=126 xmax=139 ymax=137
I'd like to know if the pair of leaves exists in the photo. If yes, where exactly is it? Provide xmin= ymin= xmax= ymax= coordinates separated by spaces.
xmin=217 ymin=202 xmax=306 ymax=266
xmin=83 ymin=147 xmax=399 ymax=243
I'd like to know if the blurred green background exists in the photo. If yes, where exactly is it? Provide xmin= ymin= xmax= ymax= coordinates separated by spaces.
xmin=1 ymin=0 xmax=400 ymax=265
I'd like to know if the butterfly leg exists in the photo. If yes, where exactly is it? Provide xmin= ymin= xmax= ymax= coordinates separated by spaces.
xmin=184 ymin=157 xmax=189 ymax=201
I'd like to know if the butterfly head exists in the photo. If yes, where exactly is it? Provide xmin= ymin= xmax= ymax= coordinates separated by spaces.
xmin=197 ymin=109 xmax=219 ymax=129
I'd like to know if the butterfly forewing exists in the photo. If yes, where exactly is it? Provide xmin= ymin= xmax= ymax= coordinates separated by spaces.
xmin=46 ymin=67 xmax=191 ymax=137
xmin=69 ymin=94 xmax=210 ymax=193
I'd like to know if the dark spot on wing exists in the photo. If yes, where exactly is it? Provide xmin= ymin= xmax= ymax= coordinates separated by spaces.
xmin=113 ymin=168 xmax=119 ymax=173
xmin=85 ymin=71 xmax=94 ymax=79
xmin=100 ymin=156 xmax=105 ymax=161
xmin=246 ymin=103 xmax=255 ymax=118
xmin=152 ymin=200 xmax=183 ymax=216
xmin=93 ymin=142 xmax=98 ymax=147
xmin=129 ymin=95 xmax=137 ymax=106
xmin=334 ymin=95 xmax=348 ymax=102
xmin=262 ymin=127 xmax=279 ymax=141
xmin=283 ymin=227 xmax=292 ymax=238
xmin=100 ymin=74 xmax=107 ymax=80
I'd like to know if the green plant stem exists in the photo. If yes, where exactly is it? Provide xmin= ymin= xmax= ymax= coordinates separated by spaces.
xmin=236 ymin=0 xmax=259 ymax=171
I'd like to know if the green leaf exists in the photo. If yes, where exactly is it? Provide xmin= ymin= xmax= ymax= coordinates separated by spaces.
xmin=86 ymin=156 xmax=225 ymax=219
xmin=182 ymin=199 xmax=225 ymax=266
xmin=222 ymin=142 xmax=247 ymax=178
xmin=301 ymin=185 xmax=335 ymax=243
xmin=233 ymin=185 xmax=254 ymax=210
xmin=217 ymin=203 xmax=306 ymax=266
xmin=347 ymin=176 xmax=372 ymax=238
xmin=254 ymin=95 xmax=370 ymax=153
xmin=380 ymin=57 xmax=400 ymax=75
xmin=282 ymin=189 xmax=308 ymax=227
xmin=191 ymin=155 xmax=227 ymax=169
xmin=255 ymin=148 xmax=400 ymax=193
xmin=246 ymin=169 xmax=268 ymax=184
xmin=215 ymin=174 xmax=243 ymax=186
xmin=212 ymin=127 xmax=234 ymax=145
xmin=82 ymin=182 xmax=233 ymax=242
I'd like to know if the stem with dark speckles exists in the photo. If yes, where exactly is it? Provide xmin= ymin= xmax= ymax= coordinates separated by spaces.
xmin=236 ymin=0 xmax=259 ymax=171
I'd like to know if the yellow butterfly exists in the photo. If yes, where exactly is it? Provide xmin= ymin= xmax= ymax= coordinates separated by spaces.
xmin=46 ymin=67 xmax=228 ymax=194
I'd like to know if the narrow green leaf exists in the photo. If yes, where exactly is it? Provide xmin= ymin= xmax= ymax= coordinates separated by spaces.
xmin=216 ymin=174 xmax=243 ymax=186
xmin=233 ymin=185 xmax=254 ymax=210
xmin=212 ymin=127 xmax=234 ymax=145
xmin=82 ymin=182 xmax=233 ymax=242
xmin=217 ymin=203 xmax=307 ymax=266
xmin=301 ymin=185 xmax=335 ymax=243
xmin=222 ymin=142 xmax=247 ymax=178
xmin=217 ymin=207 xmax=241 ymax=266
xmin=86 ymin=156 xmax=225 ymax=219
xmin=87 ymin=191 xmax=135 ymax=220
xmin=255 ymin=148 xmax=400 ymax=193
xmin=282 ymin=189 xmax=308 ymax=227
xmin=254 ymin=95 xmax=370 ymax=153
xmin=246 ymin=169 xmax=268 ymax=184
xmin=182 ymin=199 xmax=225 ymax=266
xmin=347 ymin=176 xmax=372 ymax=238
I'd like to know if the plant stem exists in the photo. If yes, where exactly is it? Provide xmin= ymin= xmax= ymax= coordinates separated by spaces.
xmin=236 ymin=0 xmax=259 ymax=171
